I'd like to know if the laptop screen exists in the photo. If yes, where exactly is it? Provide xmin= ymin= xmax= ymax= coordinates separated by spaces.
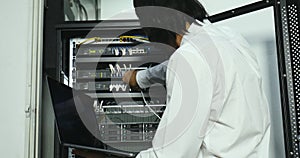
xmin=47 ymin=76 xmax=103 ymax=148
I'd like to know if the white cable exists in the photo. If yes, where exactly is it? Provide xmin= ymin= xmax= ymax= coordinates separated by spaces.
xmin=115 ymin=48 xmax=120 ymax=56
xmin=116 ymin=64 xmax=122 ymax=74
xmin=93 ymin=100 xmax=98 ymax=112
xmin=116 ymin=84 xmax=120 ymax=92
xmin=109 ymin=64 xmax=115 ymax=75
xmin=99 ymin=100 xmax=104 ymax=112
xmin=121 ymin=48 xmax=127 ymax=55
xmin=123 ymin=64 xmax=127 ymax=71
xmin=140 ymin=91 xmax=161 ymax=120
xmin=120 ymin=84 xmax=127 ymax=91
xmin=128 ymin=48 xmax=133 ymax=56
xmin=135 ymin=39 xmax=151 ymax=43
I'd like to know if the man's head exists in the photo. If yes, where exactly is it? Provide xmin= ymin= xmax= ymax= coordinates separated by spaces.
xmin=133 ymin=0 xmax=208 ymax=47
xmin=134 ymin=0 xmax=208 ymax=23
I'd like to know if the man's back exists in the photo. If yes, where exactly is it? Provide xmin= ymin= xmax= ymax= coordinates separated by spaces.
xmin=191 ymin=23 xmax=271 ymax=157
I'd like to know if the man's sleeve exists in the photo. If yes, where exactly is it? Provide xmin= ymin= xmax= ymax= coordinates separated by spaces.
xmin=136 ymin=49 xmax=214 ymax=158
xmin=136 ymin=60 xmax=169 ymax=89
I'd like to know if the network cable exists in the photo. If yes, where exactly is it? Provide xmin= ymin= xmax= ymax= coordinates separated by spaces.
xmin=78 ymin=37 xmax=101 ymax=46
xmin=74 ymin=0 xmax=88 ymax=20
xmin=140 ymin=91 xmax=161 ymax=120
xmin=119 ymin=36 xmax=149 ymax=43
xmin=78 ymin=36 xmax=148 ymax=47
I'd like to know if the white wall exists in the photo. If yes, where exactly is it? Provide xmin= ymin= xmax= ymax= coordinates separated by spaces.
xmin=0 ymin=0 xmax=33 ymax=157
xmin=200 ymin=0 xmax=259 ymax=15
xmin=100 ymin=0 xmax=136 ymax=20
xmin=66 ymin=0 xmax=137 ymax=21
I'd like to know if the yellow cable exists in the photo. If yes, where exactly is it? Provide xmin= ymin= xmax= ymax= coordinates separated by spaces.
xmin=119 ymin=36 xmax=149 ymax=42
xmin=78 ymin=37 xmax=101 ymax=46
xmin=78 ymin=36 xmax=148 ymax=46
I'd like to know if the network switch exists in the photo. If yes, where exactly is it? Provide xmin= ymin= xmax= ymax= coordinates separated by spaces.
xmin=99 ymin=123 xmax=159 ymax=143
xmin=100 ymin=135 xmax=122 ymax=142
xmin=76 ymin=66 xmax=147 ymax=79
xmin=102 ymin=104 xmax=165 ymax=114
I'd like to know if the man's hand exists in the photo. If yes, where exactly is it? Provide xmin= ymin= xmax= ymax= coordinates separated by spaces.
xmin=122 ymin=70 xmax=140 ymax=90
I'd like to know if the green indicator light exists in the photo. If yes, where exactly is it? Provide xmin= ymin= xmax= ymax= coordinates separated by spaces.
xmin=89 ymin=49 xmax=96 ymax=54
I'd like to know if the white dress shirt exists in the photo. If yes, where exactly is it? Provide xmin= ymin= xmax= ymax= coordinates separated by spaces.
xmin=136 ymin=20 xmax=271 ymax=158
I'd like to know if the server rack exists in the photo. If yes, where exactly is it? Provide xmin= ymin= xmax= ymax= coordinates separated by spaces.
xmin=55 ymin=20 xmax=173 ymax=157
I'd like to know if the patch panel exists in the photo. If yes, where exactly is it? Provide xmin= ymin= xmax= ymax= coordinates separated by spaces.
xmin=76 ymin=70 xmax=111 ymax=79
xmin=76 ymin=65 xmax=147 ymax=79
xmin=75 ymin=82 xmax=129 ymax=92
xmin=77 ymin=46 xmax=150 ymax=57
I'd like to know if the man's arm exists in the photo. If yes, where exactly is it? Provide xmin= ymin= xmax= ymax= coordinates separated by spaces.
xmin=123 ymin=61 xmax=168 ymax=89
xmin=136 ymin=60 xmax=168 ymax=89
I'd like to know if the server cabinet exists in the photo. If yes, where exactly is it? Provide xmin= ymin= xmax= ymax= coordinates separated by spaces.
xmin=53 ymin=20 xmax=174 ymax=157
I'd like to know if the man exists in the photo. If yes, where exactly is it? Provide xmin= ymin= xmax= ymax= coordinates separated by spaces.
xmin=75 ymin=0 xmax=271 ymax=157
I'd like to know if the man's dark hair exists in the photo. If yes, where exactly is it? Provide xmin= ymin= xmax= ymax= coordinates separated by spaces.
xmin=134 ymin=0 xmax=208 ymax=23
xmin=133 ymin=0 xmax=208 ymax=47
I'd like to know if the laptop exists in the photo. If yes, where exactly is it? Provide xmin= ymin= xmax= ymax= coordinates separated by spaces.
xmin=46 ymin=76 xmax=136 ymax=157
